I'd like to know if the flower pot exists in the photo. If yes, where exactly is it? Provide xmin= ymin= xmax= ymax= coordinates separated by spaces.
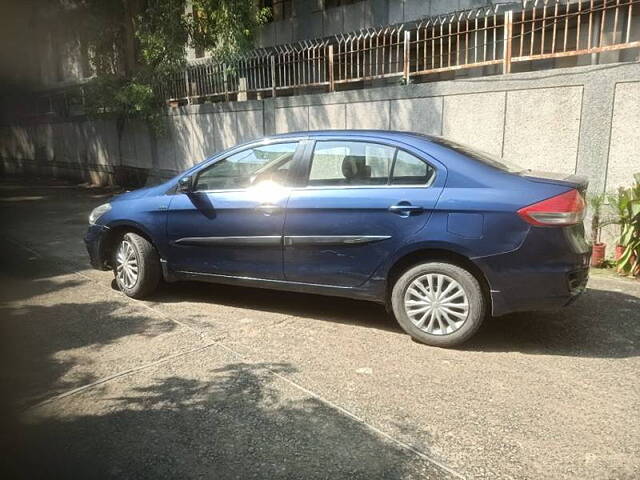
xmin=615 ymin=244 xmax=626 ymax=261
xmin=590 ymin=242 xmax=606 ymax=267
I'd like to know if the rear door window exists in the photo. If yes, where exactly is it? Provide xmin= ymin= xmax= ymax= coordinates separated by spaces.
xmin=308 ymin=141 xmax=395 ymax=186
xmin=307 ymin=140 xmax=435 ymax=187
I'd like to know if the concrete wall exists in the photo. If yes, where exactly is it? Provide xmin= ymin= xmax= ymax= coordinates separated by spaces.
xmin=2 ymin=62 xmax=639 ymax=194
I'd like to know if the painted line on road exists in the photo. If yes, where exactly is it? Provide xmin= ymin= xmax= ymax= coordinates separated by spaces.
xmin=7 ymin=236 xmax=466 ymax=479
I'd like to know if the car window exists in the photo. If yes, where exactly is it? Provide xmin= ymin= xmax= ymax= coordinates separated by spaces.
xmin=391 ymin=150 xmax=435 ymax=185
xmin=429 ymin=137 xmax=525 ymax=173
xmin=194 ymin=142 xmax=298 ymax=191
xmin=308 ymin=141 xmax=394 ymax=186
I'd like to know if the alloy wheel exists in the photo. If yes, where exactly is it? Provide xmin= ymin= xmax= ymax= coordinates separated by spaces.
xmin=403 ymin=273 xmax=469 ymax=335
xmin=116 ymin=239 xmax=139 ymax=289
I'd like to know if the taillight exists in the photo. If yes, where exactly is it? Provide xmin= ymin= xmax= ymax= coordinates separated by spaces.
xmin=517 ymin=189 xmax=586 ymax=226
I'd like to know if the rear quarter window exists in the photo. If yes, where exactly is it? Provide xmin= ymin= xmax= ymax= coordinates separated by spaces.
xmin=430 ymin=137 xmax=525 ymax=174
xmin=391 ymin=150 xmax=435 ymax=185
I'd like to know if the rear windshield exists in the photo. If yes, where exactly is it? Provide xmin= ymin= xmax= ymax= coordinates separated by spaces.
xmin=429 ymin=137 xmax=526 ymax=174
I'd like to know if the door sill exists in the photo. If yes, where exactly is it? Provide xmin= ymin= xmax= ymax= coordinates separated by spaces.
xmin=176 ymin=270 xmax=353 ymax=289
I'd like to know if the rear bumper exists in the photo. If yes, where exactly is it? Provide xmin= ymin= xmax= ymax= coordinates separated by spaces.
xmin=485 ymin=266 xmax=589 ymax=316
xmin=84 ymin=224 xmax=110 ymax=270
xmin=475 ymin=226 xmax=591 ymax=316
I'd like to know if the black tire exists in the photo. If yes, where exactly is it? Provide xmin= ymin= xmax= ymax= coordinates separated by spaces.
xmin=390 ymin=261 xmax=486 ymax=348
xmin=113 ymin=232 xmax=161 ymax=299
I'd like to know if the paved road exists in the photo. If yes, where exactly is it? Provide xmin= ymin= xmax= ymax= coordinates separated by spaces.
xmin=0 ymin=179 xmax=638 ymax=479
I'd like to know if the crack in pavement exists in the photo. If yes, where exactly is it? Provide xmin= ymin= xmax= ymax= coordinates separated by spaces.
xmin=5 ymin=235 xmax=466 ymax=479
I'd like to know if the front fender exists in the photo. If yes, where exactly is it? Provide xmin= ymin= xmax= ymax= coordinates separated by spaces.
xmin=101 ymin=193 xmax=170 ymax=259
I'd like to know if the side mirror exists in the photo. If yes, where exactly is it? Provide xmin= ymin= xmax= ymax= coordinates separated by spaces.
xmin=177 ymin=176 xmax=192 ymax=193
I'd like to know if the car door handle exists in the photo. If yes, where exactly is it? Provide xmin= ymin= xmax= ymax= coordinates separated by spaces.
xmin=389 ymin=204 xmax=424 ymax=214
xmin=255 ymin=204 xmax=282 ymax=215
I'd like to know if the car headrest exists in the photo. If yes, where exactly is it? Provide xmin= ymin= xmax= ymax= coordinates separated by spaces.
xmin=341 ymin=155 xmax=370 ymax=180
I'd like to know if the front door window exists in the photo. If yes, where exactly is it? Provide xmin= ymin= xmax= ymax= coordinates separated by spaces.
xmin=194 ymin=142 xmax=299 ymax=191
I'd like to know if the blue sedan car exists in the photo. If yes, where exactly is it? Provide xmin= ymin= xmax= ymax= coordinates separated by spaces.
xmin=85 ymin=130 xmax=590 ymax=347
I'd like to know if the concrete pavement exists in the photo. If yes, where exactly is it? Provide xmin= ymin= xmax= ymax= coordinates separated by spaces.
xmin=0 ymin=179 xmax=638 ymax=479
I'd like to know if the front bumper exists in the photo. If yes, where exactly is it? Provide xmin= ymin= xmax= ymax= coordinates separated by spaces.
xmin=84 ymin=224 xmax=110 ymax=270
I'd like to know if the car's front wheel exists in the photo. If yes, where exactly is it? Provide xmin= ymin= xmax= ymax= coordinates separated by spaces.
xmin=113 ymin=232 xmax=160 ymax=299
xmin=391 ymin=262 xmax=486 ymax=347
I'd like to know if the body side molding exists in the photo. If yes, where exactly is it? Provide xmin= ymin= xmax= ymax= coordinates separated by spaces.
xmin=172 ymin=235 xmax=391 ymax=247
xmin=172 ymin=236 xmax=281 ymax=247
xmin=284 ymin=235 xmax=391 ymax=246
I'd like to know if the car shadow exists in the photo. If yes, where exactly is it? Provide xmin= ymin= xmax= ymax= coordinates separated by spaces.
xmin=149 ymin=280 xmax=403 ymax=334
xmin=144 ymin=279 xmax=640 ymax=359
xmin=462 ymin=286 xmax=640 ymax=358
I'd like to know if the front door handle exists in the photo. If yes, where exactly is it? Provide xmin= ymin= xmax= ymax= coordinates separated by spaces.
xmin=389 ymin=204 xmax=424 ymax=215
xmin=255 ymin=204 xmax=282 ymax=215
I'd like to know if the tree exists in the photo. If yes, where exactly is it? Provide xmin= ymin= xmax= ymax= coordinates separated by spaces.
xmin=81 ymin=0 xmax=270 ymax=125
xmin=71 ymin=0 xmax=269 ymax=185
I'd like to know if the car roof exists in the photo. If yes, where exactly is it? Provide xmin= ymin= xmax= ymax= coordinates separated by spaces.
xmin=267 ymin=129 xmax=435 ymax=144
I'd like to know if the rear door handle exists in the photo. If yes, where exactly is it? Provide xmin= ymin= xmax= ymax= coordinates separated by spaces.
xmin=255 ymin=204 xmax=282 ymax=215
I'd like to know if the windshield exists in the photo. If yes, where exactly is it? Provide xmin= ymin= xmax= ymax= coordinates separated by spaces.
xmin=429 ymin=137 xmax=527 ymax=174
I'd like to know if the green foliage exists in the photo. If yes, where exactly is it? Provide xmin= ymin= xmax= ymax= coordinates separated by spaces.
xmin=614 ymin=173 xmax=640 ymax=276
xmin=136 ymin=0 xmax=189 ymax=75
xmin=608 ymin=186 xmax=634 ymax=243
xmin=81 ymin=0 xmax=129 ymax=75
xmin=78 ymin=0 xmax=268 ymax=129
xmin=587 ymin=192 xmax=606 ymax=243
xmin=190 ymin=0 xmax=271 ymax=61
xmin=84 ymin=75 xmax=154 ymax=117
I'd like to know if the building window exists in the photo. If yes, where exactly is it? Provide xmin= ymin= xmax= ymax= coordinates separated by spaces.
xmin=261 ymin=0 xmax=293 ymax=22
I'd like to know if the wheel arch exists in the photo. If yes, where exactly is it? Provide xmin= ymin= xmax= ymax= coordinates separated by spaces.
xmin=101 ymin=221 xmax=158 ymax=268
xmin=385 ymin=247 xmax=492 ymax=312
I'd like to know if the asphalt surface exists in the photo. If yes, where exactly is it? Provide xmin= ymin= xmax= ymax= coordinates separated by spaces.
xmin=0 ymin=178 xmax=638 ymax=479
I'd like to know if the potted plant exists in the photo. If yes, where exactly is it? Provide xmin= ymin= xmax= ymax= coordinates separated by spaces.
xmin=587 ymin=192 xmax=607 ymax=267
xmin=607 ymin=188 xmax=630 ymax=261
xmin=615 ymin=174 xmax=640 ymax=277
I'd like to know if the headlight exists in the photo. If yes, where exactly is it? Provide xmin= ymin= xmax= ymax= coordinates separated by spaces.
xmin=89 ymin=203 xmax=111 ymax=224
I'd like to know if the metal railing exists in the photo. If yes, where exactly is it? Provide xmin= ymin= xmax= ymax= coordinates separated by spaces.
xmin=512 ymin=0 xmax=639 ymax=64
xmin=410 ymin=7 xmax=505 ymax=76
xmin=158 ymin=40 xmax=333 ymax=102
xmin=30 ymin=0 xmax=640 ymax=115
xmin=160 ymin=0 xmax=638 ymax=104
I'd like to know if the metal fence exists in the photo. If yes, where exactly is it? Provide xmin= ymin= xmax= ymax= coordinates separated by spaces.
xmin=32 ymin=0 xmax=640 ymax=114
xmin=160 ymin=0 xmax=639 ymax=104
xmin=513 ymin=0 xmax=639 ymax=63
xmin=158 ymin=42 xmax=333 ymax=102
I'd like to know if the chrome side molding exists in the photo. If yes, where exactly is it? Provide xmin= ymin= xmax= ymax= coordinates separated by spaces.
xmin=173 ymin=235 xmax=391 ymax=247
xmin=173 ymin=236 xmax=281 ymax=247
xmin=284 ymin=235 xmax=391 ymax=246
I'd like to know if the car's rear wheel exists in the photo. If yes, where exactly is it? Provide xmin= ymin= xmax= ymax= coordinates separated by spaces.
xmin=391 ymin=262 xmax=486 ymax=347
xmin=113 ymin=232 xmax=160 ymax=299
